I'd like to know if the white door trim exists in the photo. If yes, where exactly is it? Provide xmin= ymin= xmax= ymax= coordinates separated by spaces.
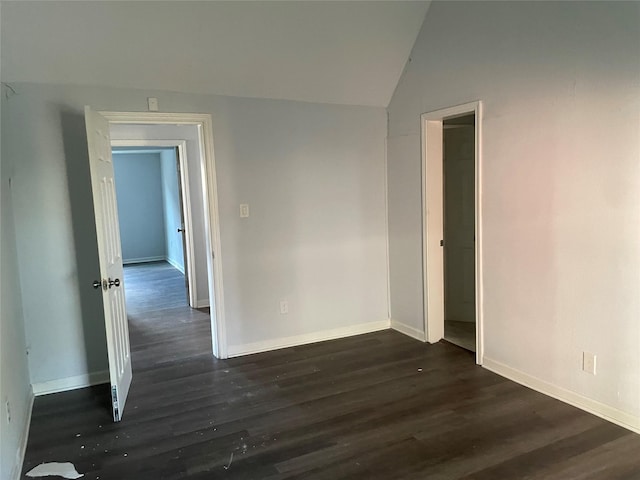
xmin=102 ymin=111 xmax=227 ymax=359
xmin=111 ymin=139 xmax=198 ymax=309
xmin=421 ymin=101 xmax=483 ymax=364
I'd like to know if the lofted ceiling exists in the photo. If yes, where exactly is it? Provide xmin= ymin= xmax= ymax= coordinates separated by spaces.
xmin=0 ymin=1 xmax=430 ymax=107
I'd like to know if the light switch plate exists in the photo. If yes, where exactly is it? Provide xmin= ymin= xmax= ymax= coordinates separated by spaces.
xmin=240 ymin=204 xmax=250 ymax=218
xmin=583 ymin=351 xmax=597 ymax=375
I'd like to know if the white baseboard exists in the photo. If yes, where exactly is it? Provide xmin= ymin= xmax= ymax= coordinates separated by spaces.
xmin=165 ymin=256 xmax=185 ymax=274
xmin=32 ymin=370 xmax=110 ymax=396
xmin=11 ymin=389 xmax=34 ymax=480
xmin=483 ymin=357 xmax=640 ymax=435
xmin=390 ymin=319 xmax=426 ymax=342
xmin=228 ymin=319 xmax=391 ymax=358
xmin=196 ymin=300 xmax=210 ymax=309
xmin=122 ymin=256 xmax=165 ymax=265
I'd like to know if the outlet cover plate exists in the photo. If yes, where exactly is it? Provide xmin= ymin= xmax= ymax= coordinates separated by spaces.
xmin=279 ymin=300 xmax=288 ymax=315
xmin=148 ymin=97 xmax=159 ymax=111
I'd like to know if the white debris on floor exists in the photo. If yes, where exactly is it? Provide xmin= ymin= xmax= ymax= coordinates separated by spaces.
xmin=223 ymin=452 xmax=234 ymax=470
xmin=26 ymin=462 xmax=84 ymax=479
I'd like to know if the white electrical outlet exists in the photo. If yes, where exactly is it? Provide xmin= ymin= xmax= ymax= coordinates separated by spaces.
xmin=147 ymin=97 xmax=159 ymax=111
xmin=279 ymin=300 xmax=288 ymax=315
xmin=5 ymin=399 xmax=11 ymax=423
xmin=240 ymin=204 xmax=250 ymax=218
xmin=583 ymin=352 xmax=597 ymax=375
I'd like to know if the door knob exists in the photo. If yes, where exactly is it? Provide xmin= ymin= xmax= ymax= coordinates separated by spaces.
xmin=93 ymin=280 xmax=103 ymax=289
xmin=108 ymin=278 xmax=121 ymax=288
xmin=177 ymin=228 xmax=184 ymax=233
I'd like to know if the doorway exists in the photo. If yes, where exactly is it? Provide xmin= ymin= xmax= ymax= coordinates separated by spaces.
xmin=443 ymin=114 xmax=476 ymax=352
xmin=102 ymin=112 xmax=227 ymax=361
xmin=421 ymin=101 xmax=483 ymax=364
xmin=111 ymin=142 xmax=197 ymax=308
xmin=85 ymin=109 xmax=226 ymax=421
xmin=111 ymin=145 xmax=209 ymax=368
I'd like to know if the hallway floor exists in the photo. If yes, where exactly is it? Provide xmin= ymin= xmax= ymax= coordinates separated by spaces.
xmin=444 ymin=320 xmax=476 ymax=353
xmin=123 ymin=261 xmax=212 ymax=371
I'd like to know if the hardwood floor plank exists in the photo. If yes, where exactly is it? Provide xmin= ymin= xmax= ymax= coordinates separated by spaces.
xmin=460 ymin=423 xmax=629 ymax=480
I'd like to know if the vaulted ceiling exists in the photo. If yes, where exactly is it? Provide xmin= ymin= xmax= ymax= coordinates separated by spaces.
xmin=1 ymin=1 xmax=430 ymax=107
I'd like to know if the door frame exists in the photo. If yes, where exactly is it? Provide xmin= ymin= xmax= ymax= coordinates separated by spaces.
xmin=421 ymin=101 xmax=483 ymax=364
xmin=111 ymin=139 xmax=198 ymax=309
xmin=102 ymin=111 xmax=228 ymax=359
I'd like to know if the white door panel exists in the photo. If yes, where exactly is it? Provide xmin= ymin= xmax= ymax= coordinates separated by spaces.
xmin=85 ymin=106 xmax=132 ymax=422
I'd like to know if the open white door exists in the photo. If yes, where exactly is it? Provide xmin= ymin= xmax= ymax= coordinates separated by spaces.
xmin=85 ymin=106 xmax=132 ymax=422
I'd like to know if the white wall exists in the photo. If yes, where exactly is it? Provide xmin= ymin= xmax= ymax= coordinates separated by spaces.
xmin=113 ymin=152 xmax=167 ymax=263
xmin=2 ymin=82 xmax=388 ymax=388
xmin=387 ymin=1 xmax=640 ymax=423
xmin=0 ymin=113 xmax=33 ymax=479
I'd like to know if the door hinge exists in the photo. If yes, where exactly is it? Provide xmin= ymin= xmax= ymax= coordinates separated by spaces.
xmin=111 ymin=385 xmax=120 ymax=421
xmin=440 ymin=240 xmax=444 ymax=247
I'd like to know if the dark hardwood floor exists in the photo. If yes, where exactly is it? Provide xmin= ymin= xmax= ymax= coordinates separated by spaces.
xmin=123 ymin=262 xmax=212 ymax=371
xmin=21 ymin=264 xmax=640 ymax=479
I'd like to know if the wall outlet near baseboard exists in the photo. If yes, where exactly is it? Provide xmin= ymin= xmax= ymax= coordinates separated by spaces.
xmin=147 ymin=97 xmax=159 ymax=111
xmin=583 ymin=352 xmax=597 ymax=375
xmin=279 ymin=300 xmax=288 ymax=315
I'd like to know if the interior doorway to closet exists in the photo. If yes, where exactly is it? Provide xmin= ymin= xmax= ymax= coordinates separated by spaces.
xmin=442 ymin=114 xmax=476 ymax=352
xmin=422 ymin=101 xmax=483 ymax=364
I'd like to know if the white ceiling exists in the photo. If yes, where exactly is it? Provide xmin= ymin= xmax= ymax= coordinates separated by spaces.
xmin=1 ymin=1 xmax=430 ymax=107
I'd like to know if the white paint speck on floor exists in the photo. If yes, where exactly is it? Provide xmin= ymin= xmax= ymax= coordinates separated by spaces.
xmin=26 ymin=462 xmax=84 ymax=479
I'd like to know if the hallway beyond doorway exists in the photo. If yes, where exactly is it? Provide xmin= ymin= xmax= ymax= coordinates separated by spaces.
xmin=123 ymin=261 xmax=211 ymax=371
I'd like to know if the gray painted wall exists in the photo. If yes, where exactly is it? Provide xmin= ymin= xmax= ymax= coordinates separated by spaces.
xmin=0 ymin=118 xmax=32 ymax=480
xmin=2 ymin=85 xmax=110 ymax=392
xmin=2 ymin=83 xmax=388 ymax=388
xmin=387 ymin=1 xmax=640 ymax=418
xmin=113 ymin=152 xmax=166 ymax=263
xmin=160 ymin=149 xmax=184 ymax=273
